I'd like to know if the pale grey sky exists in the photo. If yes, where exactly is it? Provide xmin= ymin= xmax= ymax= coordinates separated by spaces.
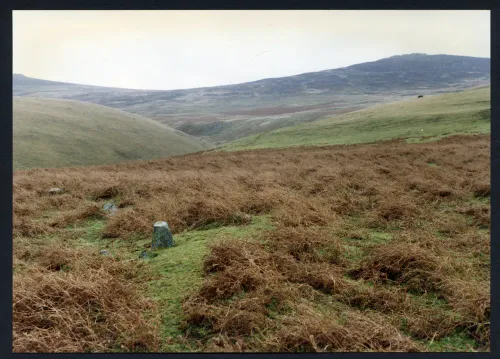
xmin=13 ymin=10 xmax=490 ymax=91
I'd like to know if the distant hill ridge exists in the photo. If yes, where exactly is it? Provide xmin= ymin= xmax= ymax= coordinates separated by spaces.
xmin=13 ymin=53 xmax=490 ymax=95
xmin=13 ymin=54 xmax=490 ymax=144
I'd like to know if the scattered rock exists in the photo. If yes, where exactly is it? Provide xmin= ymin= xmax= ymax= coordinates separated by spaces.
xmin=152 ymin=221 xmax=175 ymax=249
xmin=139 ymin=250 xmax=158 ymax=259
xmin=418 ymin=95 xmax=424 ymax=98
xmin=99 ymin=249 xmax=110 ymax=256
xmin=48 ymin=188 xmax=65 ymax=195
xmin=103 ymin=202 xmax=118 ymax=215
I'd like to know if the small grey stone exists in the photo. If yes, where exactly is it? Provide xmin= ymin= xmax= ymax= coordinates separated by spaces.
xmin=103 ymin=203 xmax=118 ymax=215
xmin=48 ymin=188 xmax=65 ymax=195
xmin=103 ymin=203 xmax=113 ymax=210
xmin=100 ymin=250 xmax=110 ymax=256
xmin=139 ymin=250 xmax=158 ymax=259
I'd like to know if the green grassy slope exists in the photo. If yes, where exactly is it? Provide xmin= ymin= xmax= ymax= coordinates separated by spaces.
xmin=13 ymin=97 xmax=214 ymax=170
xmin=14 ymin=54 xmax=490 ymax=143
xmin=223 ymin=86 xmax=490 ymax=151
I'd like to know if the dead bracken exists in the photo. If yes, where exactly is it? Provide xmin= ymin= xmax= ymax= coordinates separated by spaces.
xmin=13 ymin=134 xmax=490 ymax=352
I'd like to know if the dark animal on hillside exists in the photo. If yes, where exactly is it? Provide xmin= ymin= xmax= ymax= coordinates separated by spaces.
xmin=418 ymin=95 xmax=424 ymax=98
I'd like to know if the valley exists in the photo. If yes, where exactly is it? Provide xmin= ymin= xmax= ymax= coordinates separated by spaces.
xmin=13 ymin=54 xmax=490 ymax=144
xmin=12 ymin=53 xmax=491 ymax=353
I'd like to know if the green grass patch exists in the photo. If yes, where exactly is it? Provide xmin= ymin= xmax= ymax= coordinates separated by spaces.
xmin=368 ymin=230 xmax=393 ymax=243
xmin=53 ymin=214 xmax=275 ymax=351
xmin=467 ymin=195 xmax=490 ymax=205
xmin=343 ymin=245 xmax=366 ymax=264
xmin=66 ymin=219 xmax=107 ymax=244
xmin=344 ymin=230 xmax=392 ymax=246
xmin=223 ymin=87 xmax=490 ymax=151
xmin=142 ymin=215 xmax=274 ymax=351
xmin=399 ymin=294 xmax=479 ymax=352
xmin=424 ymin=331 xmax=479 ymax=352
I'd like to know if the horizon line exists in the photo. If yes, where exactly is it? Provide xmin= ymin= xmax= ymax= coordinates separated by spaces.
xmin=13 ymin=52 xmax=490 ymax=93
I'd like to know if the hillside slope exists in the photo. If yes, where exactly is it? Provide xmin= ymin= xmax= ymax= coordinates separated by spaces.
xmin=223 ymin=86 xmax=490 ymax=151
xmin=14 ymin=134 xmax=490 ymax=352
xmin=13 ymin=54 xmax=490 ymax=143
xmin=13 ymin=97 xmax=213 ymax=170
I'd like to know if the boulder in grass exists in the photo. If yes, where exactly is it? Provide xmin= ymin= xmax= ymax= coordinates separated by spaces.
xmin=48 ymin=187 xmax=65 ymax=195
xmin=100 ymin=249 xmax=110 ymax=256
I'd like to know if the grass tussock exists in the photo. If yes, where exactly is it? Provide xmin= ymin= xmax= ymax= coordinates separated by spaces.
xmin=270 ymin=305 xmax=422 ymax=352
xmin=265 ymin=226 xmax=343 ymax=264
xmin=49 ymin=203 xmax=105 ymax=228
xmin=350 ymin=244 xmax=445 ymax=293
xmin=13 ymin=244 xmax=160 ymax=353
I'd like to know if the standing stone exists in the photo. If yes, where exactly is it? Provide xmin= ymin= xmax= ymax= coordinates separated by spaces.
xmin=48 ymin=188 xmax=65 ymax=195
xmin=152 ymin=221 xmax=175 ymax=249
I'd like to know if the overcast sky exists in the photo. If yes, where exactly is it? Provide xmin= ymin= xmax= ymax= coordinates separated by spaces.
xmin=13 ymin=10 xmax=490 ymax=91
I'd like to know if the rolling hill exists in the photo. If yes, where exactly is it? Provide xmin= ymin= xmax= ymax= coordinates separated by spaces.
xmin=12 ymin=56 xmax=491 ymax=353
xmin=223 ymin=86 xmax=490 ymax=151
xmin=13 ymin=54 xmax=490 ymax=143
xmin=13 ymin=97 xmax=213 ymax=170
